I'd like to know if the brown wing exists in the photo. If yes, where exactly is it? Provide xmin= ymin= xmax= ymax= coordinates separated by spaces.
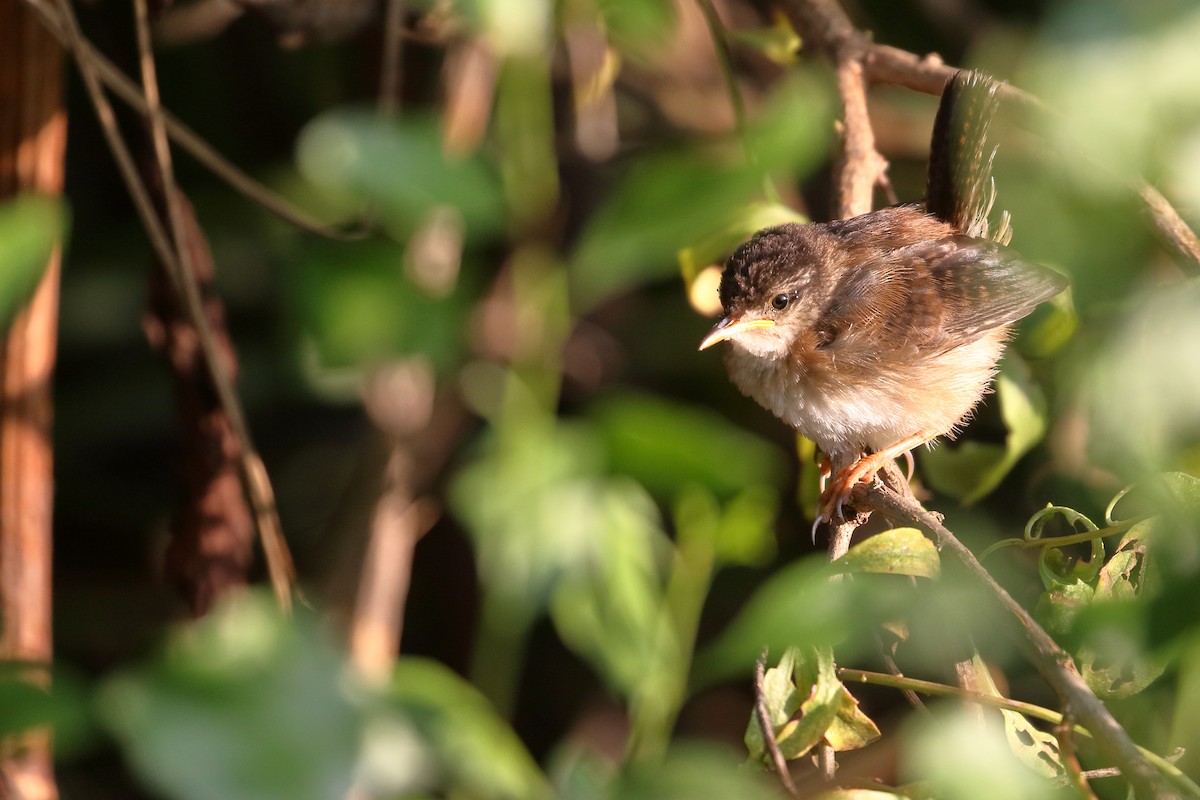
xmin=816 ymin=236 xmax=1068 ymax=357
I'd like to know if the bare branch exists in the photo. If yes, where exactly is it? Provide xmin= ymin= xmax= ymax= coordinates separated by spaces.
xmin=857 ymin=480 xmax=1179 ymax=799
xmin=54 ymin=0 xmax=295 ymax=610
xmin=22 ymin=0 xmax=365 ymax=240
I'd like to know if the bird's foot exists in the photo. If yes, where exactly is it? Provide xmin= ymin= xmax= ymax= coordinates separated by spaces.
xmin=817 ymin=453 xmax=888 ymax=523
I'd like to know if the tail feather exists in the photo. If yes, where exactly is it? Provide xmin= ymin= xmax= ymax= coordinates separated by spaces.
xmin=926 ymin=70 xmax=1004 ymax=240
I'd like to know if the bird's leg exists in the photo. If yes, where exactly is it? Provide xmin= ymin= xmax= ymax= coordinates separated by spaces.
xmin=819 ymin=433 xmax=932 ymax=521
xmin=817 ymin=451 xmax=831 ymax=494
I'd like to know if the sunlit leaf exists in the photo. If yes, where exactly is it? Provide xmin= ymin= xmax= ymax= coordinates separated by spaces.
xmin=0 ymin=194 xmax=67 ymax=329
xmin=834 ymin=528 xmax=940 ymax=579
xmin=457 ymin=0 xmax=552 ymax=56
xmin=773 ymin=646 xmax=843 ymax=759
xmin=711 ymin=486 xmax=779 ymax=568
xmin=451 ymin=420 xmax=610 ymax=614
xmin=826 ymin=684 xmax=881 ymax=752
xmin=550 ymin=479 xmax=670 ymax=698
xmin=921 ymin=355 xmax=1047 ymax=504
xmin=1033 ymin=577 xmax=1093 ymax=639
xmin=97 ymin=594 xmax=361 ymax=800
xmin=970 ymin=655 xmax=1062 ymax=779
xmin=389 ymin=658 xmax=552 ymax=800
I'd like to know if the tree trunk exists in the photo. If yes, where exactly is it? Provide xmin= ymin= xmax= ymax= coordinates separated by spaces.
xmin=0 ymin=0 xmax=67 ymax=796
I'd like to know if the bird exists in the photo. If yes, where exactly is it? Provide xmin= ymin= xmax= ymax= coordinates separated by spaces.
xmin=699 ymin=70 xmax=1068 ymax=526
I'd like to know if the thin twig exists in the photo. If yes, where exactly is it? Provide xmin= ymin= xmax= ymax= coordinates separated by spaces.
xmin=778 ymin=0 xmax=886 ymax=218
xmin=1138 ymin=182 xmax=1200 ymax=271
xmin=132 ymin=0 xmax=295 ymax=612
xmin=871 ymin=631 xmax=928 ymax=714
xmin=856 ymin=480 xmax=1178 ymax=799
xmin=1057 ymin=713 xmax=1100 ymax=800
xmin=379 ymin=0 xmax=405 ymax=115
xmin=61 ymin=0 xmax=294 ymax=610
xmin=754 ymin=648 xmax=799 ymax=796
xmin=22 ymin=0 xmax=365 ymax=240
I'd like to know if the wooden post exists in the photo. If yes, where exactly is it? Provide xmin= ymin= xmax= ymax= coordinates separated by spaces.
xmin=0 ymin=0 xmax=67 ymax=796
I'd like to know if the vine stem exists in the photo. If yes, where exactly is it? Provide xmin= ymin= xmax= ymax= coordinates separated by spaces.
xmin=857 ymin=480 xmax=1178 ymax=799
xmin=838 ymin=667 xmax=1200 ymax=796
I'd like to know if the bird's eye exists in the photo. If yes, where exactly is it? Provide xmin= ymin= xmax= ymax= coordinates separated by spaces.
xmin=772 ymin=294 xmax=790 ymax=310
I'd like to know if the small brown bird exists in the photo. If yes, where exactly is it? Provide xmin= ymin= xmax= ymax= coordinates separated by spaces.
xmin=699 ymin=71 xmax=1068 ymax=523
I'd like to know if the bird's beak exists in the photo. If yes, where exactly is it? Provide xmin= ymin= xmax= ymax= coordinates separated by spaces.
xmin=698 ymin=316 xmax=775 ymax=351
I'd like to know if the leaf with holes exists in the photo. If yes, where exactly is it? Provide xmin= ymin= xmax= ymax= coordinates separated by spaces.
xmin=970 ymin=654 xmax=1063 ymax=779
xmin=1078 ymin=521 xmax=1165 ymax=699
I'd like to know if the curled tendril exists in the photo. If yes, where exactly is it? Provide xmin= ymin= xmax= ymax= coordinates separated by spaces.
xmin=1105 ymin=484 xmax=1136 ymax=527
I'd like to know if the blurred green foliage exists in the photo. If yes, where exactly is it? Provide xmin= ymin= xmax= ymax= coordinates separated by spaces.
xmin=20 ymin=0 xmax=1200 ymax=796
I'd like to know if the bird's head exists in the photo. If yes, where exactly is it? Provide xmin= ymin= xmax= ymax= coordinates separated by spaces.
xmin=698 ymin=223 xmax=833 ymax=359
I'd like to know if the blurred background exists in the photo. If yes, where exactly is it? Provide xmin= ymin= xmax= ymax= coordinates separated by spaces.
xmin=5 ymin=0 xmax=1200 ymax=796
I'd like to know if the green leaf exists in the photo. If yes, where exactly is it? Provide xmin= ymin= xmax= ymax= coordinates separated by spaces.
xmin=1077 ymin=521 xmax=1165 ymax=698
xmin=97 ymin=594 xmax=361 ymax=800
xmin=549 ymin=479 xmax=670 ymax=698
xmin=570 ymin=74 xmax=831 ymax=307
xmin=825 ymin=685 xmax=881 ymax=752
xmin=695 ymin=557 xmax=916 ymax=686
xmin=1033 ymin=577 xmax=1094 ymax=638
xmin=297 ymin=111 xmax=504 ymax=240
xmin=0 ymin=195 xmax=67 ymax=329
xmin=711 ymin=486 xmax=779 ymax=568
xmin=292 ymin=238 xmax=471 ymax=373
xmin=0 ymin=665 xmax=89 ymax=753
xmin=589 ymin=391 xmax=786 ymax=498
xmin=834 ymin=528 xmax=940 ymax=579
xmin=774 ymin=646 xmax=842 ymax=759
xmin=389 ymin=658 xmax=552 ymax=800
xmin=597 ymin=0 xmax=676 ymax=58
xmin=921 ymin=355 xmax=1048 ymax=505
xmin=970 ymin=654 xmax=1062 ymax=779
xmin=744 ymin=647 xmax=803 ymax=762
xmin=902 ymin=708 xmax=1062 ymax=800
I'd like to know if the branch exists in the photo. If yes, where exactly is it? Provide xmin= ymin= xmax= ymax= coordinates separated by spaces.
xmin=839 ymin=667 xmax=1200 ymax=796
xmin=778 ymin=0 xmax=885 ymax=218
xmin=776 ymin=0 xmax=1200 ymax=271
xmin=856 ymin=480 xmax=1178 ymax=799
xmin=53 ymin=0 xmax=295 ymax=610
xmin=22 ymin=0 xmax=365 ymax=241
